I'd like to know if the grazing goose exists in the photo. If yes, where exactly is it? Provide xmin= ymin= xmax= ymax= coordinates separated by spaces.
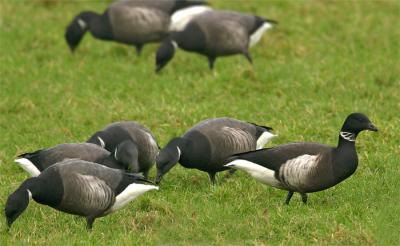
xmin=155 ymin=10 xmax=277 ymax=72
xmin=86 ymin=121 xmax=159 ymax=179
xmin=5 ymin=159 xmax=158 ymax=229
xmin=155 ymin=117 xmax=276 ymax=184
xmin=15 ymin=143 xmax=125 ymax=177
xmin=225 ymin=113 xmax=378 ymax=204
xmin=65 ymin=0 xmax=206 ymax=55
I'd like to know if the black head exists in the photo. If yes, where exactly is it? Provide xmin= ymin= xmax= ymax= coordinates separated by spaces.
xmin=114 ymin=140 xmax=139 ymax=172
xmin=65 ymin=12 xmax=96 ymax=52
xmin=5 ymin=188 xmax=31 ymax=229
xmin=155 ymin=138 xmax=183 ymax=184
xmin=156 ymin=38 xmax=177 ymax=73
xmin=341 ymin=113 xmax=378 ymax=135
xmin=172 ymin=0 xmax=208 ymax=13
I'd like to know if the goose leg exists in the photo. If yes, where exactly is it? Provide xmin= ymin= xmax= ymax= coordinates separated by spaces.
xmin=208 ymin=172 xmax=216 ymax=185
xmin=285 ymin=191 xmax=294 ymax=205
xmin=135 ymin=44 xmax=143 ymax=56
xmin=142 ymin=170 xmax=149 ymax=180
xmin=86 ymin=216 xmax=96 ymax=230
xmin=243 ymin=51 xmax=253 ymax=64
xmin=208 ymin=56 xmax=216 ymax=70
xmin=300 ymin=193 xmax=308 ymax=204
xmin=223 ymin=169 xmax=237 ymax=180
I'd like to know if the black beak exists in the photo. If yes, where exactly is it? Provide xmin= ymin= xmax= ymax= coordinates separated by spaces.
xmin=367 ymin=123 xmax=378 ymax=132
xmin=155 ymin=172 xmax=162 ymax=185
xmin=155 ymin=64 xmax=164 ymax=73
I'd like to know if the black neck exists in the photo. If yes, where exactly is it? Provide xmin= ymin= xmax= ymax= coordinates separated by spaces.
xmin=79 ymin=11 xmax=113 ymax=40
xmin=19 ymin=178 xmax=39 ymax=197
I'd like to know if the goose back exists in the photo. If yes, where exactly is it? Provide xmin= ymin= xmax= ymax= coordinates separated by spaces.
xmin=108 ymin=2 xmax=170 ymax=44
xmin=186 ymin=11 xmax=260 ymax=56
xmin=179 ymin=118 xmax=264 ymax=172
xmin=17 ymin=143 xmax=121 ymax=171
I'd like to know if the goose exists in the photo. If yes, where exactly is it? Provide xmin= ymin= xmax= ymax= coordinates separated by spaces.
xmin=15 ymin=143 xmax=125 ymax=177
xmin=65 ymin=0 xmax=207 ymax=55
xmin=86 ymin=121 xmax=159 ymax=179
xmin=5 ymin=159 xmax=158 ymax=229
xmin=155 ymin=117 xmax=276 ymax=184
xmin=225 ymin=113 xmax=378 ymax=204
xmin=155 ymin=9 xmax=277 ymax=72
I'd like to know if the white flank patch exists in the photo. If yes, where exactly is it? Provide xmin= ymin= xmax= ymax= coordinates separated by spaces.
xmin=98 ymin=137 xmax=106 ymax=148
xmin=256 ymin=131 xmax=277 ymax=150
xmin=249 ymin=22 xmax=273 ymax=47
xmin=170 ymin=6 xmax=212 ymax=31
xmin=279 ymin=154 xmax=319 ymax=189
xmin=225 ymin=160 xmax=281 ymax=187
xmin=77 ymin=18 xmax=87 ymax=29
xmin=145 ymin=132 xmax=157 ymax=148
xmin=15 ymin=158 xmax=41 ymax=177
xmin=108 ymin=184 xmax=158 ymax=213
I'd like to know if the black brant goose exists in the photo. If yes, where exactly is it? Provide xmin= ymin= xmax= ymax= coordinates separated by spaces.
xmin=5 ymin=159 xmax=158 ymax=229
xmin=155 ymin=10 xmax=277 ymax=72
xmin=155 ymin=117 xmax=275 ymax=184
xmin=225 ymin=113 xmax=378 ymax=204
xmin=15 ymin=143 xmax=126 ymax=177
xmin=65 ymin=0 xmax=206 ymax=55
xmin=86 ymin=121 xmax=159 ymax=179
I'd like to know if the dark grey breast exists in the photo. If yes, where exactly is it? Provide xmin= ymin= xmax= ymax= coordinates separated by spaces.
xmin=108 ymin=0 xmax=172 ymax=44
xmin=193 ymin=11 xmax=257 ymax=55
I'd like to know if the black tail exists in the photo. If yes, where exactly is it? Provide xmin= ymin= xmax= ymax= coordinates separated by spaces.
xmin=263 ymin=18 xmax=278 ymax=25
xmin=125 ymin=172 xmax=154 ymax=185
xmin=249 ymin=122 xmax=273 ymax=131
xmin=18 ymin=149 xmax=42 ymax=159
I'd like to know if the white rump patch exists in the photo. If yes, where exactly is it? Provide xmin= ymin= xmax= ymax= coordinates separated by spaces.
xmin=98 ymin=137 xmax=106 ymax=148
xmin=77 ymin=18 xmax=87 ymax=29
xmin=225 ymin=160 xmax=281 ymax=188
xmin=249 ymin=22 xmax=273 ymax=47
xmin=108 ymin=184 xmax=158 ymax=213
xmin=15 ymin=158 xmax=41 ymax=177
xmin=256 ymin=131 xmax=277 ymax=149
xmin=170 ymin=6 xmax=212 ymax=31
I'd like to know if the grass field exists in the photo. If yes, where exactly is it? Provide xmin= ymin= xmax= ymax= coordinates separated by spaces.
xmin=0 ymin=0 xmax=399 ymax=245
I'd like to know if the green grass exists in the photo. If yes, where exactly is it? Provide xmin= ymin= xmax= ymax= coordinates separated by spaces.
xmin=0 ymin=0 xmax=399 ymax=245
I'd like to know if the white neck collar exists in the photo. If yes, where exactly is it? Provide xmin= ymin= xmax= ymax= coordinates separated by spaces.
xmin=176 ymin=146 xmax=181 ymax=157
xmin=27 ymin=189 xmax=32 ymax=199
xmin=340 ymin=131 xmax=356 ymax=142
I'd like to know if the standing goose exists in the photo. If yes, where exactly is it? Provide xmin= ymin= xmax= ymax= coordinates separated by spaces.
xmin=155 ymin=10 xmax=277 ymax=72
xmin=5 ymin=159 xmax=158 ymax=229
xmin=65 ymin=0 xmax=207 ymax=55
xmin=155 ymin=117 xmax=276 ymax=184
xmin=225 ymin=113 xmax=378 ymax=204
xmin=86 ymin=121 xmax=159 ymax=179
xmin=15 ymin=143 xmax=126 ymax=177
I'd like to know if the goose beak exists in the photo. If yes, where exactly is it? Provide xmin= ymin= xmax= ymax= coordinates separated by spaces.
xmin=367 ymin=123 xmax=378 ymax=132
